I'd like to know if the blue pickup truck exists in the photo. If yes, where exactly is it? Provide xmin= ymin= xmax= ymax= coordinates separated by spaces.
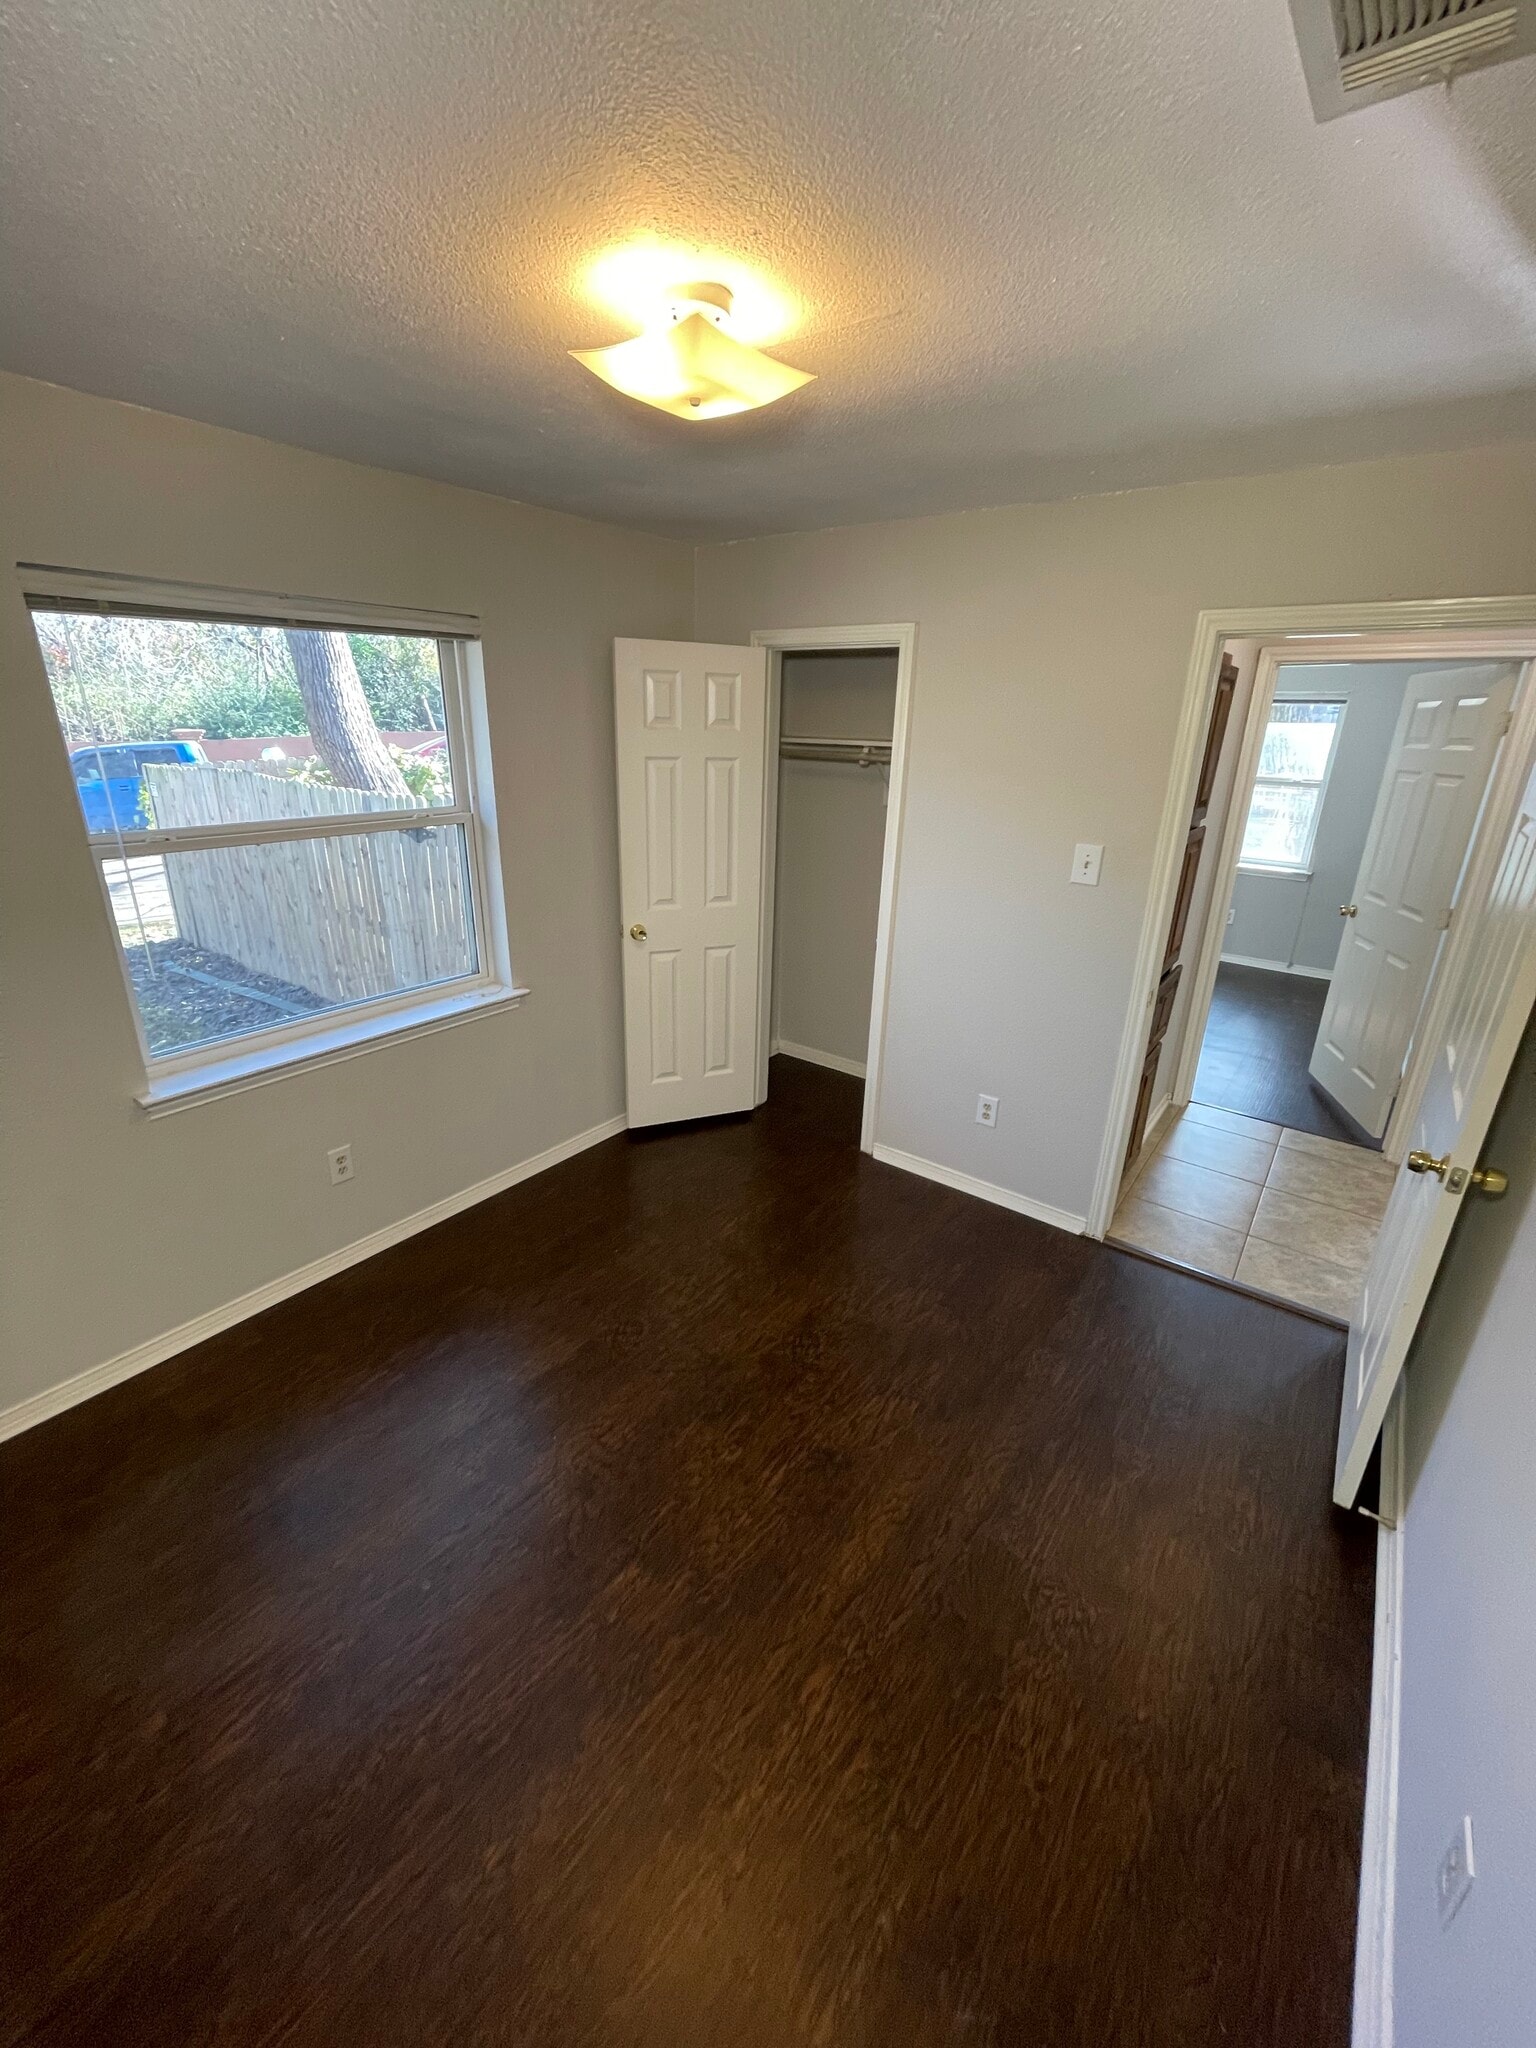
xmin=69 ymin=739 xmax=205 ymax=834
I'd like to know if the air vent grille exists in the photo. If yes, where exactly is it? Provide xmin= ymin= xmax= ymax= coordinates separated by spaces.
xmin=1332 ymin=0 xmax=1491 ymax=58
xmin=1340 ymin=7 xmax=1516 ymax=82
xmin=1292 ymin=0 xmax=1532 ymax=116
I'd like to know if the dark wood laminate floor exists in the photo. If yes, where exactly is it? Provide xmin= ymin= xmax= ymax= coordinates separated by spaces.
xmin=1195 ymin=963 xmax=1379 ymax=1147
xmin=1 ymin=1059 xmax=1374 ymax=2047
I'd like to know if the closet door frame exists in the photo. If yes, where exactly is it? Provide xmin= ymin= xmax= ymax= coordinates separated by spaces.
xmin=750 ymin=622 xmax=918 ymax=1154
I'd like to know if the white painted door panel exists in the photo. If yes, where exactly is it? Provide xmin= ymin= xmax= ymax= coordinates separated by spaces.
xmin=1310 ymin=667 xmax=1515 ymax=1138
xmin=1335 ymin=749 xmax=1536 ymax=1505
xmin=615 ymin=639 xmax=767 ymax=1128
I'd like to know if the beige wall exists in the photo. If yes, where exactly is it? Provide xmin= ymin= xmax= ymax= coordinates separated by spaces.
xmin=774 ymin=651 xmax=897 ymax=1066
xmin=0 ymin=373 xmax=692 ymax=1414
xmin=695 ymin=440 xmax=1536 ymax=1220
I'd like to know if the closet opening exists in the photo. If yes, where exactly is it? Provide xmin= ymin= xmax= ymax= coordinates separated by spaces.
xmin=751 ymin=627 xmax=916 ymax=1153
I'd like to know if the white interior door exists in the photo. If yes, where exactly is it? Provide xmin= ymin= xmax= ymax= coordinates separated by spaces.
xmin=1334 ymin=748 xmax=1536 ymax=1505
xmin=1310 ymin=666 xmax=1515 ymax=1138
xmin=614 ymin=638 xmax=767 ymax=1128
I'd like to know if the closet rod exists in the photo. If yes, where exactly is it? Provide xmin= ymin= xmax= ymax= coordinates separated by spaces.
xmin=779 ymin=734 xmax=892 ymax=766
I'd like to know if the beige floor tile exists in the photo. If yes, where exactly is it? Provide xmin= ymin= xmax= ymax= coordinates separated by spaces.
xmin=1264 ymin=1144 xmax=1397 ymax=1221
xmin=1248 ymin=1187 xmax=1379 ymax=1274
xmin=1110 ymin=1197 xmax=1245 ymax=1280
xmin=1276 ymin=1127 xmax=1381 ymax=1163
xmin=1162 ymin=1118 xmax=1277 ymax=1185
xmin=1119 ymin=1134 xmax=1165 ymax=1198
xmin=1183 ymin=1102 xmax=1283 ymax=1144
xmin=1235 ymin=1236 xmax=1362 ymax=1321
xmin=1137 ymin=1151 xmax=1264 ymax=1232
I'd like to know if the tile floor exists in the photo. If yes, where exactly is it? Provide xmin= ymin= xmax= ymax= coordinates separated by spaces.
xmin=1110 ymin=1101 xmax=1399 ymax=1320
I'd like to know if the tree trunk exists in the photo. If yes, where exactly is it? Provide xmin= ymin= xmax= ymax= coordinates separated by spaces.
xmin=283 ymin=630 xmax=410 ymax=796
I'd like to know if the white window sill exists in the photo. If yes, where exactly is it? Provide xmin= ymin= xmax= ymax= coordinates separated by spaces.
xmin=1237 ymin=864 xmax=1313 ymax=880
xmin=136 ymin=984 xmax=530 ymax=1117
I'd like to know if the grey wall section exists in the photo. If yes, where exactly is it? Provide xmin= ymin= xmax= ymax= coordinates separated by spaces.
xmin=773 ymin=651 xmax=896 ymax=1067
xmin=1225 ymin=661 xmax=1416 ymax=972
xmin=1394 ymin=1013 xmax=1536 ymax=2045
xmin=0 ymin=373 xmax=693 ymax=1417
xmin=695 ymin=437 xmax=1536 ymax=1221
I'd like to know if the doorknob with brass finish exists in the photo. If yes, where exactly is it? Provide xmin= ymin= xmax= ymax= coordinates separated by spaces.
xmin=1340 ymin=903 xmax=1358 ymax=918
xmin=628 ymin=923 xmax=647 ymax=941
xmin=1407 ymin=1150 xmax=1510 ymax=1198
xmin=1406 ymin=1150 xmax=1451 ymax=1179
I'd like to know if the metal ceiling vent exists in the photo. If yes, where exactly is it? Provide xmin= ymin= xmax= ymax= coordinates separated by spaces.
xmin=1289 ymin=0 xmax=1533 ymax=117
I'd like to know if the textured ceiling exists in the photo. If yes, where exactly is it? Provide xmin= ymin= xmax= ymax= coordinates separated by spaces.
xmin=3 ymin=0 xmax=1536 ymax=540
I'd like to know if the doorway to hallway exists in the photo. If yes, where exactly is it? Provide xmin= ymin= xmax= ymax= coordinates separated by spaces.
xmin=1109 ymin=640 xmax=1525 ymax=1323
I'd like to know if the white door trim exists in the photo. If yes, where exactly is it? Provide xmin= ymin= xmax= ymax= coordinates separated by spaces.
xmin=750 ymin=623 xmax=917 ymax=1155
xmin=1088 ymin=598 xmax=1536 ymax=1239
xmin=1170 ymin=642 xmax=1296 ymax=1114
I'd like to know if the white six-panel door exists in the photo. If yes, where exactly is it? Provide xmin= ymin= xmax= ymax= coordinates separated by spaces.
xmin=1335 ymin=746 xmax=1536 ymax=1504
xmin=614 ymin=639 xmax=767 ymax=1128
xmin=1310 ymin=666 xmax=1516 ymax=1138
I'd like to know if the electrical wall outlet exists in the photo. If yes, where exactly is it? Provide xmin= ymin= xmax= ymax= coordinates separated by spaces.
xmin=976 ymin=1094 xmax=999 ymax=1127
xmin=1070 ymin=842 xmax=1104 ymax=887
xmin=1437 ymin=1816 xmax=1476 ymax=1929
xmin=1227 ymin=906 xmax=1236 ymax=926
xmin=327 ymin=1144 xmax=355 ymax=1185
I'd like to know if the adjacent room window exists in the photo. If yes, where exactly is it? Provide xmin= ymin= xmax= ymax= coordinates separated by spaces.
xmin=1239 ymin=698 xmax=1345 ymax=873
xmin=30 ymin=586 xmax=509 ymax=1097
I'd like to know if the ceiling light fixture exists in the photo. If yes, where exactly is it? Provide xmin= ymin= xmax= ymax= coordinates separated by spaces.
xmin=571 ymin=282 xmax=815 ymax=421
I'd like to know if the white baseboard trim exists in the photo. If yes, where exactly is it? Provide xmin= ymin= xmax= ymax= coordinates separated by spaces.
xmin=871 ymin=1143 xmax=1086 ymax=1235
xmin=773 ymin=1039 xmax=868 ymax=1079
xmin=1221 ymin=952 xmax=1333 ymax=981
xmin=0 ymin=1110 xmax=630 ymax=1447
xmin=1353 ymin=1395 xmax=1405 ymax=2048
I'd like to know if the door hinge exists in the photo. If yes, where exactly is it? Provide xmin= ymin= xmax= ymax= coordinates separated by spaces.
xmin=1440 ymin=904 xmax=1455 ymax=932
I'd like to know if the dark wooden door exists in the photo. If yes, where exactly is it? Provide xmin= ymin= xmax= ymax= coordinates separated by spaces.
xmin=1124 ymin=654 xmax=1239 ymax=1167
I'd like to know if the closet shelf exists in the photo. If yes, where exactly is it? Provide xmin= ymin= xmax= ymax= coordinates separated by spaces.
xmin=779 ymin=734 xmax=892 ymax=766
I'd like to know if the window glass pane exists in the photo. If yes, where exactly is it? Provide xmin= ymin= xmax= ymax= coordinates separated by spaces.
xmin=32 ymin=612 xmax=454 ymax=833
xmin=1257 ymin=699 xmax=1343 ymax=782
xmin=104 ymin=826 xmax=478 ymax=1057
xmin=1241 ymin=783 xmax=1320 ymax=868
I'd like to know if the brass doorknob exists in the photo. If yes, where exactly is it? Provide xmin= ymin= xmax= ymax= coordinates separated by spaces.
xmin=1340 ymin=903 xmax=1358 ymax=917
xmin=628 ymin=923 xmax=647 ymax=941
xmin=1470 ymin=1165 xmax=1510 ymax=1198
xmin=1406 ymin=1149 xmax=1451 ymax=1179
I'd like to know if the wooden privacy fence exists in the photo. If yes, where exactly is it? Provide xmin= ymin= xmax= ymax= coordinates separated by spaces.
xmin=144 ymin=763 xmax=474 ymax=1003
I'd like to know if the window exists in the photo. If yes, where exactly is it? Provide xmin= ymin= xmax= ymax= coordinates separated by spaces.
xmin=30 ymin=581 xmax=514 ymax=1106
xmin=1239 ymin=698 xmax=1346 ymax=873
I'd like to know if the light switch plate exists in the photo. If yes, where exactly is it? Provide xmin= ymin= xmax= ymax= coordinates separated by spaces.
xmin=1071 ymin=842 xmax=1103 ymax=887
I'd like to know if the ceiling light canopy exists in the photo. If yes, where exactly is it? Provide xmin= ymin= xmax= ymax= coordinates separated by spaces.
xmin=571 ymin=280 xmax=814 ymax=421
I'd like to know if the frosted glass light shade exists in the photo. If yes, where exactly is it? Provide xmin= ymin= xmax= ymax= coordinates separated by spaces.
xmin=571 ymin=311 xmax=814 ymax=420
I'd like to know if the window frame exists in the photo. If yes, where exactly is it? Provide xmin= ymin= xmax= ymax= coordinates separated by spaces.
xmin=1237 ymin=694 xmax=1348 ymax=878
xmin=25 ymin=569 xmax=522 ymax=1111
